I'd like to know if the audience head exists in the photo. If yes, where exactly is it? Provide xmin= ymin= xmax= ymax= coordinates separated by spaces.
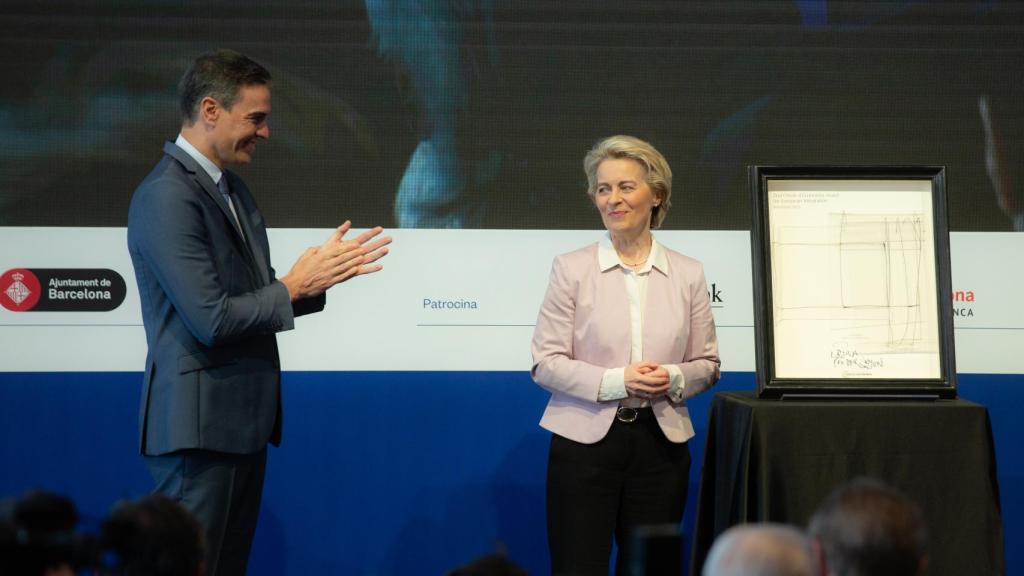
xmin=808 ymin=477 xmax=928 ymax=576
xmin=99 ymin=494 xmax=206 ymax=576
xmin=447 ymin=552 xmax=527 ymax=576
xmin=703 ymin=523 xmax=814 ymax=576
xmin=0 ymin=490 xmax=86 ymax=576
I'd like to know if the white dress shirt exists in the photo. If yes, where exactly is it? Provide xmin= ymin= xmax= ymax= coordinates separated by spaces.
xmin=174 ymin=134 xmax=244 ymax=234
xmin=595 ymin=233 xmax=686 ymax=406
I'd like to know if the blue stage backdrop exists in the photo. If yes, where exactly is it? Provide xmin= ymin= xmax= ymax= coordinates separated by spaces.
xmin=0 ymin=371 xmax=1018 ymax=574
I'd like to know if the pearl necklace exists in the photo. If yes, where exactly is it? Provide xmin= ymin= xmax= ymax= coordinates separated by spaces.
xmin=620 ymin=256 xmax=648 ymax=267
xmin=614 ymin=235 xmax=652 ymax=268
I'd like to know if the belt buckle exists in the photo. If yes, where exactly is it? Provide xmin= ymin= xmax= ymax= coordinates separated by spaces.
xmin=616 ymin=406 xmax=638 ymax=423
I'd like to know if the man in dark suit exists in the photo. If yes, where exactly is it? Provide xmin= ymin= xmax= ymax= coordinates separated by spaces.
xmin=126 ymin=49 xmax=391 ymax=576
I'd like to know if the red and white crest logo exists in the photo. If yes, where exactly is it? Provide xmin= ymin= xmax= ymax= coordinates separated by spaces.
xmin=1 ymin=268 xmax=41 ymax=312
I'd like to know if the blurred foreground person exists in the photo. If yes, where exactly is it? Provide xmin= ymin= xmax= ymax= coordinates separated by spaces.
xmin=447 ymin=551 xmax=528 ymax=576
xmin=808 ymin=478 xmax=929 ymax=576
xmin=702 ymin=523 xmax=815 ymax=576
xmin=99 ymin=495 xmax=205 ymax=576
xmin=0 ymin=491 xmax=89 ymax=576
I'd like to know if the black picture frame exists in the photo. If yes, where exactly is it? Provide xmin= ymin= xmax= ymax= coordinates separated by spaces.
xmin=750 ymin=165 xmax=957 ymax=399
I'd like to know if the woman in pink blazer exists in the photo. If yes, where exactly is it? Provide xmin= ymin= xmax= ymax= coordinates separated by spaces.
xmin=531 ymin=135 xmax=721 ymax=575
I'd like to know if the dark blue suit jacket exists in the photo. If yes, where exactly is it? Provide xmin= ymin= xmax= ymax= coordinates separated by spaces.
xmin=128 ymin=141 xmax=324 ymax=456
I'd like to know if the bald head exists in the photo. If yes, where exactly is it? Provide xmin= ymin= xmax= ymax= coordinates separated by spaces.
xmin=703 ymin=524 xmax=816 ymax=576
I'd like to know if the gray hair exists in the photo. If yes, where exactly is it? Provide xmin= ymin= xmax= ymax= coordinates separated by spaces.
xmin=703 ymin=523 xmax=815 ymax=576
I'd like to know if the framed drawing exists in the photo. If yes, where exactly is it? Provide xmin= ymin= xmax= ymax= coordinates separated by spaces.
xmin=750 ymin=166 xmax=956 ymax=398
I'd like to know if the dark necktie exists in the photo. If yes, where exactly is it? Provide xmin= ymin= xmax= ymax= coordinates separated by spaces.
xmin=217 ymin=176 xmax=264 ymax=285
xmin=217 ymin=176 xmax=245 ymax=241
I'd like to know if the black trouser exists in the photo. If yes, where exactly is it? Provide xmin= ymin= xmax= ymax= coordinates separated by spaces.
xmin=547 ymin=409 xmax=691 ymax=576
xmin=146 ymin=447 xmax=267 ymax=576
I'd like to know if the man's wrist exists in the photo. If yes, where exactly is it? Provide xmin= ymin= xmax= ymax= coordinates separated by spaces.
xmin=279 ymin=274 xmax=300 ymax=302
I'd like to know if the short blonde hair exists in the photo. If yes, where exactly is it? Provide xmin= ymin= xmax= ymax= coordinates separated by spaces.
xmin=584 ymin=135 xmax=673 ymax=229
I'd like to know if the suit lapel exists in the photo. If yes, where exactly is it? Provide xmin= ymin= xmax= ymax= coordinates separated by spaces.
xmin=163 ymin=143 xmax=244 ymax=240
xmin=163 ymin=142 xmax=264 ymax=284
xmin=226 ymin=173 xmax=271 ymax=284
xmin=595 ymin=257 xmax=632 ymax=367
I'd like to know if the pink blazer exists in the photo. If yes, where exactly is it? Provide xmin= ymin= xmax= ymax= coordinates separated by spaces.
xmin=531 ymin=242 xmax=721 ymax=444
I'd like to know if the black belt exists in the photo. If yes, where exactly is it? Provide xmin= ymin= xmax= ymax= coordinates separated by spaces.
xmin=616 ymin=406 xmax=653 ymax=423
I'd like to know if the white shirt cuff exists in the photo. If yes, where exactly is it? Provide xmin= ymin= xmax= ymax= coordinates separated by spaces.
xmin=598 ymin=367 xmax=628 ymax=401
xmin=665 ymin=364 xmax=686 ymax=402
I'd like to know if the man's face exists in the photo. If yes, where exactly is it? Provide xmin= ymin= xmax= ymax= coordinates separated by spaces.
xmin=209 ymin=83 xmax=271 ymax=167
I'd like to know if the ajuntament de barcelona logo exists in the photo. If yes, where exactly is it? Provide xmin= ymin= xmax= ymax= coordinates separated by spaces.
xmin=1 ymin=268 xmax=126 ymax=312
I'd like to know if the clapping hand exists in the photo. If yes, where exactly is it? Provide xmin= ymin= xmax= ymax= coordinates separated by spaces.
xmin=281 ymin=221 xmax=392 ymax=301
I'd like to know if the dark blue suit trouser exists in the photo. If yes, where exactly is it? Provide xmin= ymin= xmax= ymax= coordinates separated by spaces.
xmin=146 ymin=447 xmax=268 ymax=576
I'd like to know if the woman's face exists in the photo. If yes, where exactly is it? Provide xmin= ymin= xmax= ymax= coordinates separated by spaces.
xmin=593 ymin=158 xmax=659 ymax=236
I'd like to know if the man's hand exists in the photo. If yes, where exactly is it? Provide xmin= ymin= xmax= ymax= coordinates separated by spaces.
xmin=280 ymin=221 xmax=392 ymax=301
xmin=624 ymin=361 xmax=670 ymax=399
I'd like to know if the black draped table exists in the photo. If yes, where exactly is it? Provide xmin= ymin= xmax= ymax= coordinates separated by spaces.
xmin=690 ymin=391 xmax=1003 ymax=576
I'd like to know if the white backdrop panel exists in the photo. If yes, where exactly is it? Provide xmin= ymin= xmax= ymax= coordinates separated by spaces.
xmin=0 ymin=228 xmax=1015 ymax=374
